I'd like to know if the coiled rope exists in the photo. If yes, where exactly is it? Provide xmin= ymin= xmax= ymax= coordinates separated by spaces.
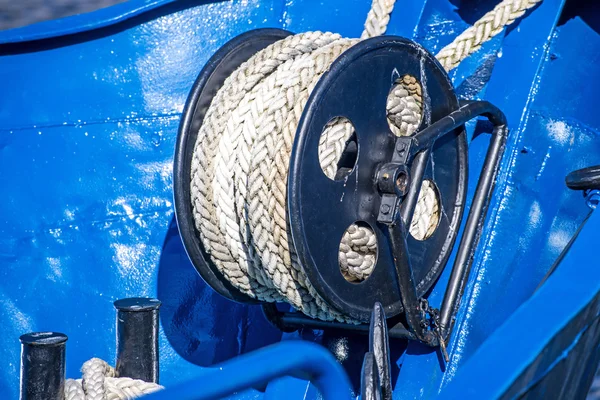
xmin=190 ymin=0 xmax=541 ymax=323
xmin=64 ymin=359 xmax=162 ymax=400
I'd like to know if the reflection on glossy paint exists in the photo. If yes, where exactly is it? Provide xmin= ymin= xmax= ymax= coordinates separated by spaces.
xmin=547 ymin=119 xmax=574 ymax=146
xmin=1 ymin=0 xmax=600 ymax=398
xmin=329 ymin=337 xmax=349 ymax=362
xmin=46 ymin=257 xmax=64 ymax=283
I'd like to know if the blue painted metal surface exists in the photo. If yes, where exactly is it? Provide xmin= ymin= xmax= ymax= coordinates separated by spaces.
xmin=0 ymin=1 xmax=185 ymax=44
xmin=0 ymin=0 xmax=599 ymax=398
xmin=439 ymin=208 xmax=600 ymax=399
xmin=143 ymin=341 xmax=352 ymax=400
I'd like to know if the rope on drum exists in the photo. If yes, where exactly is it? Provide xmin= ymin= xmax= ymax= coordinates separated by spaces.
xmin=190 ymin=0 xmax=542 ymax=321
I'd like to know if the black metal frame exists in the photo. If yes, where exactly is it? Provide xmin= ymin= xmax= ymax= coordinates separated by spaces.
xmin=385 ymin=100 xmax=507 ymax=358
xmin=264 ymin=100 xmax=508 ymax=360
xmin=359 ymin=302 xmax=393 ymax=400
xmin=287 ymin=35 xmax=468 ymax=321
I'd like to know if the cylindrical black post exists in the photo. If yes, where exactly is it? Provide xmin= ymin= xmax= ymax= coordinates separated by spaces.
xmin=114 ymin=297 xmax=161 ymax=383
xmin=19 ymin=332 xmax=67 ymax=400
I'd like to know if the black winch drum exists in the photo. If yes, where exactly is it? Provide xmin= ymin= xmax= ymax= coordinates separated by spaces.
xmin=174 ymin=29 xmax=467 ymax=322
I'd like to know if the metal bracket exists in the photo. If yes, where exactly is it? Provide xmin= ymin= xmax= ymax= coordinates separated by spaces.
xmin=378 ymin=100 xmax=507 ymax=359
xmin=264 ymin=100 xmax=508 ymax=362
xmin=360 ymin=302 xmax=396 ymax=400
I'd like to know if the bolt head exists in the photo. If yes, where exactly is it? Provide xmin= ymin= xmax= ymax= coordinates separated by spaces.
xmin=381 ymin=204 xmax=391 ymax=214
xmin=586 ymin=190 xmax=600 ymax=209
xmin=396 ymin=141 xmax=406 ymax=153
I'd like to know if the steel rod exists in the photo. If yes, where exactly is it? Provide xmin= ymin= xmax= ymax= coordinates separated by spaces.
xmin=439 ymin=124 xmax=508 ymax=336
xmin=387 ymin=220 xmax=438 ymax=346
xmin=413 ymin=101 xmax=506 ymax=151
xmin=399 ymin=150 xmax=430 ymax=229
xmin=261 ymin=304 xmax=416 ymax=340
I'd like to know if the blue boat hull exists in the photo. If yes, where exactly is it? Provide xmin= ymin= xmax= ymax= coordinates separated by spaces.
xmin=1 ymin=0 xmax=599 ymax=398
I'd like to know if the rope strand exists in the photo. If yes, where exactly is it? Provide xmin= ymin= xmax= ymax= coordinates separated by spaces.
xmin=436 ymin=0 xmax=542 ymax=70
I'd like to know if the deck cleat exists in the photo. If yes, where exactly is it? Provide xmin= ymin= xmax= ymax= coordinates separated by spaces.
xmin=114 ymin=298 xmax=162 ymax=383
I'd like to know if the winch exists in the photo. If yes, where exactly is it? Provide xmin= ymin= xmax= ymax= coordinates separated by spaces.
xmin=174 ymin=28 xmax=508 ymax=361
xmin=9 ymin=0 xmax=600 ymax=398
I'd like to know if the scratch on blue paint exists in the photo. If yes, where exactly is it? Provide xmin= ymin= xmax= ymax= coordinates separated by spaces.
xmin=536 ymin=148 xmax=551 ymax=180
xmin=0 ymin=114 xmax=180 ymax=133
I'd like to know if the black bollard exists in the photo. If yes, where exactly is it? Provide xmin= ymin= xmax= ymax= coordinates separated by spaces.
xmin=19 ymin=332 xmax=67 ymax=400
xmin=114 ymin=297 xmax=161 ymax=383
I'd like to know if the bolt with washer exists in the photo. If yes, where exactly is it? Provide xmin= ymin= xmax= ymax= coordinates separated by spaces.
xmin=586 ymin=189 xmax=600 ymax=209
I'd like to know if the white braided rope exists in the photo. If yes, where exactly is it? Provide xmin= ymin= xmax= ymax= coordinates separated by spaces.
xmin=436 ymin=0 xmax=542 ymax=70
xmin=190 ymin=0 xmax=539 ymax=321
xmin=195 ymin=34 xmax=359 ymax=321
xmin=361 ymin=0 xmax=396 ymax=39
xmin=64 ymin=359 xmax=163 ymax=400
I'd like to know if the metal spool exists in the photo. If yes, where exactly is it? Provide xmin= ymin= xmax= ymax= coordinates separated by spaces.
xmin=175 ymin=30 xmax=467 ymax=323
xmin=174 ymin=28 xmax=292 ymax=304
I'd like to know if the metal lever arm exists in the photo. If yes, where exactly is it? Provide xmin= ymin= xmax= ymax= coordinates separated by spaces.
xmin=384 ymin=100 xmax=508 ymax=354
xmin=565 ymin=165 xmax=600 ymax=191
xmin=438 ymin=121 xmax=508 ymax=337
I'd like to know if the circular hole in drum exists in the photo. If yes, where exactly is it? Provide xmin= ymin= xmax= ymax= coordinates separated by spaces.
xmin=338 ymin=221 xmax=378 ymax=283
xmin=386 ymin=75 xmax=423 ymax=137
xmin=410 ymin=180 xmax=441 ymax=241
xmin=318 ymin=116 xmax=358 ymax=181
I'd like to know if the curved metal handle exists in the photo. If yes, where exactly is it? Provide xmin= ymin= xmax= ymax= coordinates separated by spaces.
xmin=141 ymin=341 xmax=352 ymax=400
xmin=566 ymin=165 xmax=600 ymax=191
xmin=382 ymin=100 xmax=509 ymax=359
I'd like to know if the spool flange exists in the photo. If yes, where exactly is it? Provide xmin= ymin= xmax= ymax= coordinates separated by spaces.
xmin=288 ymin=36 xmax=468 ymax=322
xmin=174 ymin=28 xmax=292 ymax=304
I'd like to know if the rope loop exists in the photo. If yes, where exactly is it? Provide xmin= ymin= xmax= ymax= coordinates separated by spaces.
xmin=64 ymin=359 xmax=163 ymax=400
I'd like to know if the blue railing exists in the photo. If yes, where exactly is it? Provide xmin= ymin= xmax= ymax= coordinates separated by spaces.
xmin=143 ymin=341 xmax=353 ymax=400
